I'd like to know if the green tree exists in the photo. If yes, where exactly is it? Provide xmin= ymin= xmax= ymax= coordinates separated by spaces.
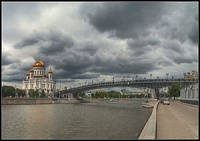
xmin=29 ymin=89 xmax=39 ymax=98
xmin=168 ymin=82 xmax=180 ymax=100
xmin=79 ymin=92 xmax=85 ymax=98
xmin=16 ymin=89 xmax=26 ymax=97
xmin=2 ymin=85 xmax=15 ymax=97
xmin=40 ymin=90 xmax=46 ymax=98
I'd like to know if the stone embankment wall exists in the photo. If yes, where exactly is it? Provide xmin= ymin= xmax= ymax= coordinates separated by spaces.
xmin=138 ymin=100 xmax=159 ymax=139
xmin=1 ymin=98 xmax=89 ymax=105
xmin=2 ymin=98 xmax=52 ymax=105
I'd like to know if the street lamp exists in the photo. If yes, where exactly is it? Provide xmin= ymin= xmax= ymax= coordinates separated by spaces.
xmin=166 ymin=73 xmax=169 ymax=80
xmin=150 ymin=74 xmax=152 ymax=80
xmin=136 ymin=75 xmax=138 ymax=80
xmin=113 ymin=77 xmax=114 ymax=83
xmin=123 ymin=76 xmax=125 ymax=82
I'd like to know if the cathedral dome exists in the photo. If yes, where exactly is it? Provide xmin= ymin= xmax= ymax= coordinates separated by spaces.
xmin=48 ymin=65 xmax=53 ymax=73
xmin=26 ymin=71 xmax=30 ymax=76
xmin=33 ymin=58 xmax=45 ymax=67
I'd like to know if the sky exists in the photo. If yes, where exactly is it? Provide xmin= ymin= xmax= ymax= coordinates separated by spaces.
xmin=2 ymin=2 xmax=199 ymax=89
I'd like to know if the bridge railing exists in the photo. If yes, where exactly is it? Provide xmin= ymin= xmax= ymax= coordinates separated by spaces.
xmin=58 ymin=78 xmax=196 ymax=94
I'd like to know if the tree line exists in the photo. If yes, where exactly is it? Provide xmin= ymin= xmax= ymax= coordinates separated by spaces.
xmin=2 ymin=85 xmax=26 ymax=98
xmin=2 ymin=85 xmax=47 ymax=98
xmin=79 ymin=90 xmax=151 ymax=98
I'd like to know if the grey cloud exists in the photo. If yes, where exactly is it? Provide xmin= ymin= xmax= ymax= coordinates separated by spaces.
xmin=126 ymin=37 xmax=160 ymax=55
xmin=2 ymin=52 xmax=20 ymax=66
xmin=188 ymin=21 xmax=198 ymax=44
xmin=81 ymin=2 xmax=171 ymax=39
xmin=173 ymin=56 xmax=198 ymax=64
xmin=163 ymin=40 xmax=185 ymax=53
xmin=14 ymin=30 xmax=74 ymax=55
xmin=14 ymin=37 xmax=40 ymax=49
xmin=157 ymin=60 xmax=173 ymax=67
xmin=2 ymin=73 xmax=24 ymax=82
xmin=127 ymin=37 xmax=160 ymax=48
xmin=75 ymin=42 xmax=98 ymax=56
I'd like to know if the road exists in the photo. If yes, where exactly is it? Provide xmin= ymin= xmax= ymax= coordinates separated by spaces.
xmin=157 ymin=100 xmax=198 ymax=139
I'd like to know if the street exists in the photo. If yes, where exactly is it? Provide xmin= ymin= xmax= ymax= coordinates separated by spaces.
xmin=157 ymin=100 xmax=198 ymax=139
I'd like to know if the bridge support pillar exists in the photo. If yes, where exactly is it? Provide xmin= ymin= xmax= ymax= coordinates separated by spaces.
xmin=151 ymin=88 xmax=159 ymax=99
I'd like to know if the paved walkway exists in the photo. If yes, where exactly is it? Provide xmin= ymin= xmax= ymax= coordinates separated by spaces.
xmin=157 ymin=101 xmax=198 ymax=139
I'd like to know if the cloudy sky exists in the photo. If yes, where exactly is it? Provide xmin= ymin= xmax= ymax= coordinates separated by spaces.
xmin=2 ymin=2 xmax=198 ymax=89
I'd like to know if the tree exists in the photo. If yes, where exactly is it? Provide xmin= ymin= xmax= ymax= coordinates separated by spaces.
xmin=2 ymin=85 xmax=15 ymax=97
xmin=16 ymin=89 xmax=26 ymax=97
xmin=40 ymin=90 xmax=46 ymax=98
xmin=29 ymin=89 xmax=39 ymax=98
xmin=168 ymin=82 xmax=180 ymax=100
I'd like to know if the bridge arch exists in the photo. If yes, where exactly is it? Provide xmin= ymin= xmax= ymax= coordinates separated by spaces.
xmin=55 ymin=78 xmax=196 ymax=99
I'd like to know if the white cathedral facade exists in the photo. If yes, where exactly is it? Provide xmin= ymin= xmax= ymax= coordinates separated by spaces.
xmin=22 ymin=58 xmax=56 ymax=97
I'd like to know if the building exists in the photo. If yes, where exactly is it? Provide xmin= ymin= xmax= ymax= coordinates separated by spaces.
xmin=180 ymin=82 xmax=198 ymax=105
xmin=22 ymin=58 xmax=56 ymax=97
xmin=184 ymin=70 xmax=198 ymax=80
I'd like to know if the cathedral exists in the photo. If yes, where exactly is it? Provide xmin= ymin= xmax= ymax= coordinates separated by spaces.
xmin=22 ymin=58 xmax=56 ymax=97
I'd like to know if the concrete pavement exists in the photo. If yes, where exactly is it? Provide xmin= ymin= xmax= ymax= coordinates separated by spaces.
xmin=157 ymin=100 xmax=198 ymax=139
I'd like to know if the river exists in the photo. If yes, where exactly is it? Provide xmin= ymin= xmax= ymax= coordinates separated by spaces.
xmin=2 ymin=99 xmax=152 ymax=139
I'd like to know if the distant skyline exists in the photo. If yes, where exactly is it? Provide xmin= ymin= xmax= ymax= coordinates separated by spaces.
xmin=2 ymin=2 xmax=198 ymax=89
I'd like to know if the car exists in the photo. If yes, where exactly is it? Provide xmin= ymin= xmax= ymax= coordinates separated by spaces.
xmin=163 ymin=98 xmax=170 ymax=105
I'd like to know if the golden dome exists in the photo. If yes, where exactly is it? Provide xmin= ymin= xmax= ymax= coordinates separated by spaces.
xmin=26 ymin=71 xmax=30 ymax=76
xmin=33 ymin=58 xmax=45 ymax=67
xmin=48 ymin=65 xmax=53 ymax=73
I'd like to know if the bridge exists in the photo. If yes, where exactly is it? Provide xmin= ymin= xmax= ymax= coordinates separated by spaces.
xmin=54 ymin=78 xmax=196 ymax=99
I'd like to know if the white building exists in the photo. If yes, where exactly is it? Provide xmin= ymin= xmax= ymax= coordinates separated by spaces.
xmin=180 ymin=82 xmax=198 ymax=105
xmin=22 ymin=58 xmax=56 ymax=97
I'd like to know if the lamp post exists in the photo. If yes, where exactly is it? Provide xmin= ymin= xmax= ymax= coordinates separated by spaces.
xmin=136 ymin=75 xmax=138 ymax=80
xmin=166 ymin=73 xmax=169 ymax=80
xmin=59 ymin=80 xmax=61 ymax=99
xmin=113 ymin=77 xmax=114 ymax=83
xmin=150 ymin=74 xmax=152 ymax=80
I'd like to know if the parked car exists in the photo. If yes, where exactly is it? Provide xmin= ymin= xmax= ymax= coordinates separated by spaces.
xmin=163 ymin=98 xmax=170 ymax=105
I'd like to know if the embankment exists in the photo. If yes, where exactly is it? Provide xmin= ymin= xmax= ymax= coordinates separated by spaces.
xmin=2 ymin=98 xmax=89 ymax=105
xmin=138 ymin=100 xmax=159 ymax=139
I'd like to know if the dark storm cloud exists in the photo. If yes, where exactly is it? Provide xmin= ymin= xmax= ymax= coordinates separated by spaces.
xmin=92 ymin=60 xmax=158 ymax=75
xmin=126 ymin=37 xmax=160 ymax=55
xmin=127 ymin=37 xmax=160 ymax=48
xmin=2 ymin=75 xmax=23 ymax=82
xmin=14 ymin=30 xmax=74 ymax=55
xmin=14 ymin=37 xmax=40 ymax=49
xmin=75 ymin=42 xmax=98 ymax=56
xmin=2 ymin=52 xmax=20 ymax=66
xmin=173 ymin=56 xmax=198 ymax=64
xmin=162 ymin=40 xmax=185 ymax=53
xmin=81 ymin=2 xmax=171 ymax=39
xmin=188 ymin=21 xmax=198 ymax=44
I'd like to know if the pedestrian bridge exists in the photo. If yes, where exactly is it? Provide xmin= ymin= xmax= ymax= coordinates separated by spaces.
xmin=55 ymin=78 xmax=196 ymax=98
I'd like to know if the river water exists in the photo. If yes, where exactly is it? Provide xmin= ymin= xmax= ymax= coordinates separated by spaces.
xmin=2 ymin=99 xmax=152 ymax=140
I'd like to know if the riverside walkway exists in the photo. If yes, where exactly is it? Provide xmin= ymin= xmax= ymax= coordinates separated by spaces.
xmin=157 ymin=100 xmax=198 ymax=139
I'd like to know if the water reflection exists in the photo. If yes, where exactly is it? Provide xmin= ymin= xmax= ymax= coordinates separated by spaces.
xmin=2 ymin=99 xmax=152 ymax=139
